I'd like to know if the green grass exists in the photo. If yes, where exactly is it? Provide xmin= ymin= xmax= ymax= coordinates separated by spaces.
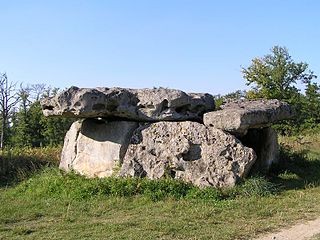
xmin=0 ymin=135 xmax=320 ymax=240
xmin=6 ymin=167 xmax=224 ymax=202
xmin=2 ymin=181 xmax=320 ymax=240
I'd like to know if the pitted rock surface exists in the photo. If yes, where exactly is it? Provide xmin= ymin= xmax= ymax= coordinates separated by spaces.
xmin=120 ymin=121 xmax=256 ymax=188
xmin=60 ymin=119 xmax=138 ymax=178
xmin=41 ymin=86 xmax=215 ymax=121
xmin=41 ymin=85 xmax=297 ymax=188
xmin=204 ymin=99 xmax=294 ymax=136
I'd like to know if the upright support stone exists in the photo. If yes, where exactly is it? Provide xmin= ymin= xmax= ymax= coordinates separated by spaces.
xmin=60 ymin=119 xmax=138 ymax=177
xmin=120 ymin=121 xmax=256 ymax=188
xmin=238 ymin=127 xmax=279 ymax=174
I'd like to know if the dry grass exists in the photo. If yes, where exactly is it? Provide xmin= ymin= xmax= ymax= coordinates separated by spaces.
xmin=0 ymin=147 xmax=61 ymax=186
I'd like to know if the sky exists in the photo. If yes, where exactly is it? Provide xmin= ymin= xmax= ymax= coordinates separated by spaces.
xmin=0 ymin=0 xmax=319 ymax=95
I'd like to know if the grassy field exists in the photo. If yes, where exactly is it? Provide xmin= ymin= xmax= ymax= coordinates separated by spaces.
xmin=0 ymin=134 xmax=320 ymax=240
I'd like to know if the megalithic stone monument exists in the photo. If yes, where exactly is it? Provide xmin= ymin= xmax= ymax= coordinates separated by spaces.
xmin=41 ymin=87 xmax=295 ymax=188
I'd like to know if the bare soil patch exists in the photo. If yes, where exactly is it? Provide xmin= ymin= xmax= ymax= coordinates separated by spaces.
xmin=256 ymin=217 xmax=320 ymax=240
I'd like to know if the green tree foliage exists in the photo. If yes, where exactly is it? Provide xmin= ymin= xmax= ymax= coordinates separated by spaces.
xmin=242 ymin=46 xmax=316 ymax=102
xmin=302 ymin=82 xmax=320 ymax=127
xmin=11 ymin=86 xmax=33 ymax=146
xmin=9 ymin=85 xmax=73 ymax=148
xmin=242 ymin=46 xmax=319 ymax=134
xmin=40 ymin=107 xmax=73 ymax=146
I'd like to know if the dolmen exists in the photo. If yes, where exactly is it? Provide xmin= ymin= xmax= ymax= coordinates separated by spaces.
xmin=41 ymin=87 xmax=295 ymax=188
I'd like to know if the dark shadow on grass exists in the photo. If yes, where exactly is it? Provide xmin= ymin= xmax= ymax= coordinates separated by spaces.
xmin=0 ymin=151 xmax=59 ymax=188
xmin=268 ymin=146 xmax=320 ymax=191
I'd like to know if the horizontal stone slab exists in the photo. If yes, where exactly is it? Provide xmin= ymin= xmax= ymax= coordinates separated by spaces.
xmin=204 ymin=99 xmax=295 ymax=136
xmin=41 ymin=86 xmax=215 ymax=121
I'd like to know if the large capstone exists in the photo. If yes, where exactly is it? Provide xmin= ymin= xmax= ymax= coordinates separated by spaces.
xmin=119 ymin=121 xmax=256 ymax=188
xmin=41 ymin=86 xmax=215 ymax=121
xmin=204 ymin=99 xmax=294 ymax=136
xmin=60 ymin=119 xmax=138 ymax=177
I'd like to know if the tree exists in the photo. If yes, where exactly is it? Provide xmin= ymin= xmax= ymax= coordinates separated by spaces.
xmin=10 ymin=85 xmax=33 ymax=147
xmin=304 ymin=82 xmax=320 ymax=125
xmin=0 ymin=73 xmax=19 ymax=149
xmin=242 ymin=46 xmax=319 ymax=133
xmin=242 ymin=46 xmax=317 ymax=102
xmin=10 ymin=85 xmax=73 ymax=147
xmin=30 ymin=84 xmax=46 ymax=101
xmin=0 ymin=76 xmax=73 ymax=148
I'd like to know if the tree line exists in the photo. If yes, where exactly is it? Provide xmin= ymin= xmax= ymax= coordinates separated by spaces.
xmin=0 ymin=46 xmax=319 ymax=149
xmin=0 ymin=73 xmax=73 ymax=149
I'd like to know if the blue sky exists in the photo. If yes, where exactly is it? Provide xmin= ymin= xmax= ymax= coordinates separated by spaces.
xmin=0 ymin=0 xmax=319 ymax=95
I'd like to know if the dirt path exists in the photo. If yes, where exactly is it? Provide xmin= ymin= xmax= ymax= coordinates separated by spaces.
xmin=255 ymin=217 xmax=320 ymax=240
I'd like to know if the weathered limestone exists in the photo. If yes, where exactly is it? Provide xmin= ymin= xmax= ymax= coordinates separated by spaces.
xmin=60 ymin=118 xmax=138 ymax=177
xmin=60 ymin=120 xmax=82 ymax=172
xmin=41 ymin=86 xmax=215 ymax=121
xmin=203 ymin=99 xmax=291 ymax=173
xmin=41 ymin=86 xmax=296 ymax=188
xmin=120 ymin=121 xmax=256 ymax=188
xmin=204 ymin=99 xmax=294 ymax=136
